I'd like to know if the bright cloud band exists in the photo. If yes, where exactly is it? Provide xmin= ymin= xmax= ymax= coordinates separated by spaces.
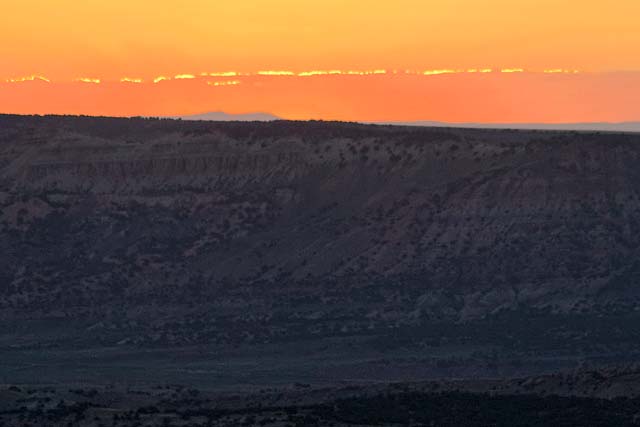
xmin=4 ymin=68 xmax=589 ymax=85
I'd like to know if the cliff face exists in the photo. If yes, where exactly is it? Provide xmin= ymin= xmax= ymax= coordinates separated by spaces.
xmin=2 ymin=114 xmax=640 ymax=355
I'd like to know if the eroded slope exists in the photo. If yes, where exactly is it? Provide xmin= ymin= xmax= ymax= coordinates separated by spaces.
xmin=1 ymin=115 xmax=640 ymax=359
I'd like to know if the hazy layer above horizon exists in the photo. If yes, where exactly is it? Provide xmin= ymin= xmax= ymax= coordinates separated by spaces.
xmin=373 ymin=121 xmax=640 ymax=133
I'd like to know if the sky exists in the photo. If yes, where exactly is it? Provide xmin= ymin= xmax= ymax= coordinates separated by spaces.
xmin=1 ymin=0 xmax=639 ymax=122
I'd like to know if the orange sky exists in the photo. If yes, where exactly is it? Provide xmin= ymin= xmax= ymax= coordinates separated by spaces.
xmin=2 ymin=0 xmax=639 ymax=122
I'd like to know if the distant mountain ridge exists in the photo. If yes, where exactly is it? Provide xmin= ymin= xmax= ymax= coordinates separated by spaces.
xmin=373 ymin=120 xmax=640 ymax=133
xmin=168 ymin=112 xmax=640 ymax=132
xmin=175 ymin=111 xmax=280 ymax=121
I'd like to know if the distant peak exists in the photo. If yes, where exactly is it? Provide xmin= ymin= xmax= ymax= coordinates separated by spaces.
xmin=175 ymin=111 xmax=281 ymax=122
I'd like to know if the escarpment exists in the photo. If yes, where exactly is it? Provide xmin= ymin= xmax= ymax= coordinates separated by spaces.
xmin=2 ymin=114 xmax=640 ymax=354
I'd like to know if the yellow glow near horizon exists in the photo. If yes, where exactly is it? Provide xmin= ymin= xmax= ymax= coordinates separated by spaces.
xmin=2 ymin=70 xmax=638 ymax=123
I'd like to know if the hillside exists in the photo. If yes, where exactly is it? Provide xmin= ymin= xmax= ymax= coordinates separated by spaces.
xmin=2 ymin=114 xmax=640 ymax=384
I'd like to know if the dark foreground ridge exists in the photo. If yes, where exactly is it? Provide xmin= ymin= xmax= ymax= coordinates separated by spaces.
xmin=2 ymin=114 xmax=640 ymax=390
xmin=3 ymin=367 xmax=640 ymax=427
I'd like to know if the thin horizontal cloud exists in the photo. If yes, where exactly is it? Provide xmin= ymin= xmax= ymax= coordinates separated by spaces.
xmin=422 ymin=69 xmax=495 ymax=75
xmin=2 ymin=68 xmax=592 ymax=85
xmin=297 ymin=69 xmax=387 ymax=77
xmin=257 ymin=71 xmax=295 ymax=76
xmin=344 ymin=69 xmax=387 ymax=75
xmin=201 ymin=72 xmax=238 ymax=77
xmin=75 ymin=77 xmax=100 ymax=84
xmin=423 ymin=69 xmax=458 ymax=76
xmin=297 ymin=70 xmax=343 ymax=77
xmin=5 ymin=75 xmax=50 ymax=83
xmin=207 ymin=80 xmax=241 ymax=86
xmin=543 ymin=69 xmax=579 ymax=74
